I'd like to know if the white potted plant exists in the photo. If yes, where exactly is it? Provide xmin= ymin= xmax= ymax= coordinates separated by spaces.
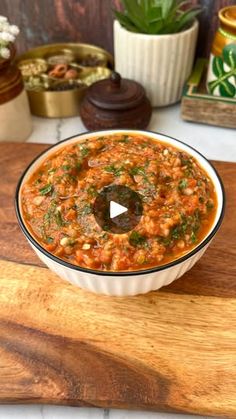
xmin=114 ymin=0 xmax=200 ymax=107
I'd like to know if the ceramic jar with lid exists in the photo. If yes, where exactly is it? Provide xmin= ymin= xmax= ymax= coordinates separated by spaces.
xmin=207 ymin=5 xmax=236 ymax=98
xmin=0 ymin=45 xmax=32 ymax=142
xmin=80 ymin=71 xmax=152 ymax=130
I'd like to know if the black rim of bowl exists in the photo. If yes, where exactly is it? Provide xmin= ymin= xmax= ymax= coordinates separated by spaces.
xmin=15 ymin=129 xmax=226 ymax=277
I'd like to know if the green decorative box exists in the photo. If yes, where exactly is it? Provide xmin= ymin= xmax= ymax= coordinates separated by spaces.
xmin=181 ymin=58 xmax=236 ymax=129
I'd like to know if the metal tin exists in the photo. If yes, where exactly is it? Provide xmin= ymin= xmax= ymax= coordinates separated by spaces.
xmin=16 ymin=43 xmax=113 ymax=118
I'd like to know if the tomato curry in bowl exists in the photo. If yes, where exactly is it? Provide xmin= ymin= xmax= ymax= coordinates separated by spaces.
xmin=16 ymin=130 xmax=225 ymax=296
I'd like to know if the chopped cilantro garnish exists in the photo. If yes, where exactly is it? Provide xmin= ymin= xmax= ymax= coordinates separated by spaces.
xmin=184 ymin=169 xmax=193 ymax=178
xmin=181 ymin=158 xmax=193 ymax=167
xmin=80 ymin=204 xmax=92 ymax=216
xmin=55 ymin=210 xmax=64 ymax=226
xmin=187 ymin=210 xmax=200 ymax=234
xmin=169 ymin=210 xmax=201 ymax=243
xmin=80 ymin=146 xmax=89 ymax=157
xmin=48 ymin=168 xmax=56 ymax=175
xmin=118 ymin=135 xmax=130 ymax=143
xmin=105 ymin=165 xmax=123 ymax=177
xmin=62 ymin=164 xmax=71 ymax=171
xmin=178 ymin=179 xmax=188 ymax=190
xmin=87 ymin=185 xmax=97 ymax=197
xmin=63 ymin=173 xmax=77 ymax=182
xmin=39 ymin=184 xmax=53 ymax=196
xmin=129 ymin=166 xmax=152 ymax=185
xmin=158 ymin=236 xmax=172 ymax=246
xmin=34 ymin=178 xmax=42 ymax=185
xmin=130 ymin=166 xmax=146 ymax=176
xmin=76 ymin=161 xmax=82 ymax=171
xmin=43 ymin=212 xmax=51 ymax=227
xmin=46 ymin=237 xmax=54 ymax=244
xmin=101 ymin=233 xmax=108 ymax=240
xmin=191 ymin=231 xmax=197 ymax=243
xmin=129 ymin=231 xmax=147 ymax=247
xmin=171 ymin=226 xmax=181 ymax=239
xmin=43 ymin=201 xmax=57 ymax=227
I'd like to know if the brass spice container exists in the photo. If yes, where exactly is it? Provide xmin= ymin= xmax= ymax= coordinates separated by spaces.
xmin=16 ymin=43 xmax=113 ymax=118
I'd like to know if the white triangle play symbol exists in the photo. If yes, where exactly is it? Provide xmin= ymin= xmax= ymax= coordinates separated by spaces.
xmin=110 ymin=201 xmax=128 ymax=219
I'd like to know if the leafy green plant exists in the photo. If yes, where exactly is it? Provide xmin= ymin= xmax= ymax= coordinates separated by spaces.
xmin=114 ymin=0 xmax=201 ymax=35
xmin=208 ymin=44 xmax=236 ymax=98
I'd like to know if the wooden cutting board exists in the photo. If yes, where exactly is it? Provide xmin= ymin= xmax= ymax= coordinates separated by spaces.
xmin=0 ymin=142 xmax=236 ymax=417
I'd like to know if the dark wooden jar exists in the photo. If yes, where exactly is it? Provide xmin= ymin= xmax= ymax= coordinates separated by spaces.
xmin=80 ymin=72 xmax=152 ymax=130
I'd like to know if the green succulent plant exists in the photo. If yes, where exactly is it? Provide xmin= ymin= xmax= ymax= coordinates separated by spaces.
xmin=114 ymin=0 xmax=201 ymax=35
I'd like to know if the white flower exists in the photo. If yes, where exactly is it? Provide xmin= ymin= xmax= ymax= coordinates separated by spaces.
xmin=0 ymin=16 xmax=7 ymax=23
xmin=9 ymin=25 xmax=19 ymax=36
xmin=0 ymin=46 xmax=10 ymax=59
xmin=0 ymin=31 xmax=15 ymax=42
xmin=0 ymin=16 xmax=19 ymax=48
xmin=0 ymin=22 xmax=10 ymax=32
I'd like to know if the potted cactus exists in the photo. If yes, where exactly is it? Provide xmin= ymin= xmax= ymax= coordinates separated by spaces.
xmin=114 ymin=0 xmax=201 ymax=107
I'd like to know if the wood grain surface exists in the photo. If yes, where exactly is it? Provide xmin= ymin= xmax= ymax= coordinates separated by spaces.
xmin=181 ymin=97 xmax=236 ymax=129
xmin=0 ymin=142 xmax=236 ymax=416
xmin=0 ymin=0 xmax=235 ymax=58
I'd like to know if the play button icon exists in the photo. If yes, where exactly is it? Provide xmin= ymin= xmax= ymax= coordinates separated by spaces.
xmin=110 ymin=201 xmax=127 ymax=219
xmin=93 ymin=185 xmax=143 ymax=234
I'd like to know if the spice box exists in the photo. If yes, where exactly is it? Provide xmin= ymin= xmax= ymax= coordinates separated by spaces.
xmin=16 ymin=43 xmax=113 ymax=118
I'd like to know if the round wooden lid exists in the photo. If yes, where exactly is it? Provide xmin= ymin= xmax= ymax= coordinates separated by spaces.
xmin=86 ymin=71 xmax=146 ymax=110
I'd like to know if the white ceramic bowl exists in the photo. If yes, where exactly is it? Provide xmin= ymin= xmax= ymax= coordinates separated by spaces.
xmin=15 ymin=130 xmax=225 ymax=296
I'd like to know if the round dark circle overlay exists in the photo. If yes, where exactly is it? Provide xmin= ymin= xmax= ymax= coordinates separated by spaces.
xmin=93 ymin=185 xmax=143 ymax=234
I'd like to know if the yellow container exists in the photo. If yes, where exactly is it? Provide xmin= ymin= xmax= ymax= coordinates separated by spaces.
xmin=206 ymin=6 xmax=236 ymax=98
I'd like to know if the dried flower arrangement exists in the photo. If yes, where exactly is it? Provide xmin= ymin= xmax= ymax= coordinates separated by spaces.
xmin=0 ymin=16 xmax=19 ymax=59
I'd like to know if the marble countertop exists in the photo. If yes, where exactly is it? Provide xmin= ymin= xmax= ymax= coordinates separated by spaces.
xmin=27 ymin=104 xmax=236 ymax=162
xmin=2 ymin=105 xmax=234 ymax=419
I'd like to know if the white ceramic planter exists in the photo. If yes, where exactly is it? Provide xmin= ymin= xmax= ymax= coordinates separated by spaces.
xmin=114 ymin=20 xmax=199 ymax=107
